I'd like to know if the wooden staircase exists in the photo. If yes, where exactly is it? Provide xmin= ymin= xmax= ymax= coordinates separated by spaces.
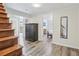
xmin=0 ymin=3 xmax=22 ymax=56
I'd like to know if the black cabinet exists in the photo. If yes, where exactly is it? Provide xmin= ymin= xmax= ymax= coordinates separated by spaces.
xmin=25 ymin=23 xmax=38 ymax=42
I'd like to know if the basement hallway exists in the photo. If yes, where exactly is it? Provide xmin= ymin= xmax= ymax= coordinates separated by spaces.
xmin=1 ymin=3 xmax=79 ymax=56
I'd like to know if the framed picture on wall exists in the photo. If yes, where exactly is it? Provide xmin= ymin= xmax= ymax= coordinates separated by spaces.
xmin=60 ymin=16 xmax=68 ymax=39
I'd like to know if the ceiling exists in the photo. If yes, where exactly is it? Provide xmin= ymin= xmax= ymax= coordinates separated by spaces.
xmin=5 ymin=3 xmax=79 ymax=16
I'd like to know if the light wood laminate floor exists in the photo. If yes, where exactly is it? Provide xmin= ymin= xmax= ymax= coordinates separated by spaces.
xmin=23 ymin=36 xmax=53 ymax=56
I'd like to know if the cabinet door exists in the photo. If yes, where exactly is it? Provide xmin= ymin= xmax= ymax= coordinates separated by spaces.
xmin=25 ymin=24 xmax=38 ymax=42
xmin=34 ymin=24 xmax=38 ymax=41
xmin=29 ymin=25 xmax=35 ymax=41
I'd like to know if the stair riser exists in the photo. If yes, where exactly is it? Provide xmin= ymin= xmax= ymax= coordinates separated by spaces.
xmin=0 ymin=13 xmax=7 ymax=17
xmin=0 ymin=4 xmax=4 ymax=8
xmin=0 ymin=23 xmax=11 ymax=29
xmin=4 ymin=48 xmax=22 ymax=56
xmin=0 ymin=9 xmax=5 ymax=12
xmin=0 ymin=30 xmax=14 ymax=38
xmin=0 ymin=38 xmax=18 ymax=50
xmin=0 ymin=19 xmax=9 ymax=23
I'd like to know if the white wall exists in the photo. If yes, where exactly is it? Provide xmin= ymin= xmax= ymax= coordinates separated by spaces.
xmin=31 ymin=6 xmax=79 ymax=49
xmin=53 ymin=6 xmax=79 ymax=49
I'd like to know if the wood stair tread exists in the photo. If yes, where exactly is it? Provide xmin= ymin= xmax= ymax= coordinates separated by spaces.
xmin=0 ymin=16 xmax=9 ymax=19
xmin=0 ymin=36 xmax=18 ymax=41
xmin=0 ymin=44 xmax=22 ymax=56
xmin=0 ymin=23 xmax=11 ymax=24
xmin=0 ymin=29 xmax=14 ymax=31
xmin=0 ymin=7 xmax=5 ymax=11
xmin=0 ymin=11 xmax=7 ymax=14
xmin=0 ymin=3 xmax=22 ymax=56
xmin=0 ymin=4 xmax=4 ymax=8
xmin=0 ymin=23 xmax=12 ymax=29
xmin=0 ymin=12 xmax=7 ymax=15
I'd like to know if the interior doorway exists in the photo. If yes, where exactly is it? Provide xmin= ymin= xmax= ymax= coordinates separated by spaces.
xmin=42 ymin=14 xmax=53 ymax=42
xmin=9 ymin=15 xmax=25 ymax=46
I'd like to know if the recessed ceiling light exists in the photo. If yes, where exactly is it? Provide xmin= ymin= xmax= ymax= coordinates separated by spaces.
xmin=33 ymin=4 xmax=41 ymax=8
